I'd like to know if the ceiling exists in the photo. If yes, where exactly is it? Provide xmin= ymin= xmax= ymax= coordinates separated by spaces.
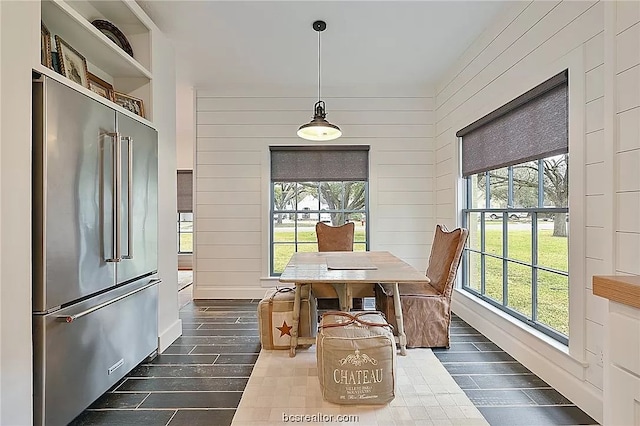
xmin=138 ymin=1 xmax=513 ymax=94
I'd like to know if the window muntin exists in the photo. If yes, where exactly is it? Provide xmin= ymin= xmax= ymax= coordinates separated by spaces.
xmin=270 ymin=181 xmax=368 ymax=276
xmin=462 ymin=154 xmax=569 ymax=343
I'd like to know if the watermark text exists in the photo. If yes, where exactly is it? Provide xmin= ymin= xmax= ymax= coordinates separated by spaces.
xmin=282 ymin=412 xmax=359 ymax=423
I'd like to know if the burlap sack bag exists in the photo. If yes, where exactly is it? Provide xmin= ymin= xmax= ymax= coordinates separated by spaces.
xmin=258 ymin=286 xmax=317 ymax=350
xmin=317 ymin=311 xmax=396 ymax=404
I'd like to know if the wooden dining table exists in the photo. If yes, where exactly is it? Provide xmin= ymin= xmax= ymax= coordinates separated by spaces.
xmin=278 ymin=251 xmax=430 ymax=357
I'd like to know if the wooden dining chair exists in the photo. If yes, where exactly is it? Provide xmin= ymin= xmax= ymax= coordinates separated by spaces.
xmin=313 ymin=222 xmax=372 ymax=311
xmin=375 ymin=224 xmax=468 ymax=348
xmin=313 ymin=222 xmax=353 ymax=311
xmin=316 ymin=221 xmax=354 ymax=253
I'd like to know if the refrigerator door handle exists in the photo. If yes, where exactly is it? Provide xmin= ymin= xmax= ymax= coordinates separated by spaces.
xmin=56 ymin=279 xmax=161 ymax=323
xmin=105 ymin=132 xmax=121 ymax=263
xmin=122 ymin=136 xmax=134 ymax=260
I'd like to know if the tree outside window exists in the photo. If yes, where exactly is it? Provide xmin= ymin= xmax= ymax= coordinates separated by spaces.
xmin=271 ymin=181 xmax=368 ymax=275
xmin=462 ymin=154 xmax=569 ymax=342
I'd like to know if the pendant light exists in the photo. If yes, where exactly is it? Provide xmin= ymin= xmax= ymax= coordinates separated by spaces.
xmin=297 ymin=20 xmax=342 ymax=141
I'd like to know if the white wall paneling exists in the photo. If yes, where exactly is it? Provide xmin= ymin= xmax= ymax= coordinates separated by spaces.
xmin=0 ymin=3 xmax=38 ymax=423
xmin=616 ymin=66 xmax=640 ymax=112
xmin=0 ymin=2 xmax=182 ymax=420
xmin=585 ymin=350 xmax=604 ymax=390
xmin=585 ymin=258 xmax=607 ymax=290
xmin=377 ymin=177 xmax=432 ymax=192
xmin=194 ymin=94 xmax=435 ymax=298
xmin=197 ymin=110 xmax=435 ymax=125
xmin=617 ymin=192 xmax=640 ymax=233
xmin=197 ymin=191 xmax=261 ymax=206
xmin=595 ymin=19 xmax=614 ymax=420
xmin=585 ymin=32 xmax=605 ymax=71
xmin=196 ymin=151 xmax=262 ymax=165
xmin=585 ymin=129 xmax=605 ymax=165
xmin=196 ymin=96 xmax=431 ymax=111
xmin=586 ymin=65 xmax=605 ymax=102
xmin=377 ymin=217 xmax=432 ymax=233
xmin=176 ymin=80 xmax=195 ymax=170
xmin=585 ymin=163 xmax=606 ymax=195
xmin=436 ymin=1 xmax=605 ymax=422
xmin=586 ymin=97 xmax=605 ymax=133
xmin=616 ymin=107 xmax=640 ymax=152
xmin=585 ymin=318 xmax=604 ymax=360
xmin=585 ymin=289 xmax=607 ymax=326
xmin=197 ymin=245 xmax=262 ymax=260
xmin=152 ymin=27 xmax=182 ymax=354
xmin=616 ymin=150 xmax=640 ymax=192
xmin=616 ymin=25 xmax=640 ymax=74
xmin=613 ymin=1 xmax=640 ymax=285
xmin=585 ymin=195 xmax=606 ymax=228
xmin=197 ymin=177 xmax=262 ymax=192
xmin=198 ymin=259 xmax=262 ymax=273
xmin=615 ymin=232 xmax=640 ymax=275
xmin=615 ymin=1 xmax=640 ymax=34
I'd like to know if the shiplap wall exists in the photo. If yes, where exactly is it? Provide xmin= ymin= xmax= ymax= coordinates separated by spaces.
xmin=614 ymin=3 xmax=640 ymax=276
xmin=194 ymin=93 xmax=435 ymax=299
xmin=434 ymin=1 xmax=606 ymax=422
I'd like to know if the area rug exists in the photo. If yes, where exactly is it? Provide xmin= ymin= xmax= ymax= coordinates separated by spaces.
xmin=232 ymin=346 xmax=488 ymax=426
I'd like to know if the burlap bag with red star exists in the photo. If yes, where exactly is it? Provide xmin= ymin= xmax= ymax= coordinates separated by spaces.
xmin=258 ymin=287 xmax=317 ymax=350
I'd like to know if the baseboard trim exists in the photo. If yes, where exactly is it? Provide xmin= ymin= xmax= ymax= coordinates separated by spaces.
xmin=158 ymin=318 xmax=182 ymax=353
xmin=193 ymin=286 xmax=267 ymax=299
xmin=452 ymin=289 xmax=603 ymax=424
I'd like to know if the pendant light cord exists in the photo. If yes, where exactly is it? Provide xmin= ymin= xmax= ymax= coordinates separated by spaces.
xmin=317 ymin=27 xmax=321 ymax=103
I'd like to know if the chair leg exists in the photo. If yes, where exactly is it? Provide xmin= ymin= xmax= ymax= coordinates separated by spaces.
xmin=331 ymin=283 xmax=350 ymax=311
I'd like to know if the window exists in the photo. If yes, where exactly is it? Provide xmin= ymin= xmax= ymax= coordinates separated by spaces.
xmin=178 ymin=212 xmax=193 ymax=253
xmin=177 ymin=170 xmax=193 ymax=254
xmin=458 ymin=71 xmax=569 ymax=343
xmin=270 ymin=146 xmax=369 ymax=276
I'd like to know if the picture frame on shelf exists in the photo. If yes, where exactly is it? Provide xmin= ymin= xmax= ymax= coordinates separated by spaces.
xmin=113 ymin=92 xmax=145 ymax=118
xmin=55 ymin=35 xmax=89 ymax=88
xmin=51 ymin=52 xmax=61 ymax=74
xmin=87 ymin=73 xmax=114 ymax=101
xmin=41 ymin=22 xmax=52 ymax=69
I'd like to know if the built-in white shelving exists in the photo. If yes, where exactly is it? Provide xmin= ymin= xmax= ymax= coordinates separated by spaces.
xmin=40 ymin=0 xmax=154 ymax=122
xmin=34 ymin=64 xmax=155 ymax=128
xmin=42 ymin=0 xmax=151 ymax=78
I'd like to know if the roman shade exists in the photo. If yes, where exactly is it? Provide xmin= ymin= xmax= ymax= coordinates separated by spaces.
xmin=458 ymin=70 xmax=568 ymax=177
xmin=270 ymin=146 xmax=369 ymax=182
xmin=177 ymin=170 xmax=193 ymax=212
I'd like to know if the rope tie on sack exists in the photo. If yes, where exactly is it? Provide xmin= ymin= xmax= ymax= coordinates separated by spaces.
xmin=269 ymin=286 xmax=295 ymax=303
xmin=320 ymin=311 xmax=393 ymax=331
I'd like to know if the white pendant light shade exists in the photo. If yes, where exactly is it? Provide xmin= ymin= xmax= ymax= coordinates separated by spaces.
xmin=298 ymin=20 xmax=341 ymax=141
xmin=297 ymin=122 xmax=342 ymax=141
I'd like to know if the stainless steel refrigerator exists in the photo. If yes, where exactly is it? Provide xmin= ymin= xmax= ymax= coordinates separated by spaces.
xmin=32 ymin=75 xmax=160 ymax=426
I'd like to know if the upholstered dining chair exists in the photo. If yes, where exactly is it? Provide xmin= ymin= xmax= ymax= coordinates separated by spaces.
xmin=375 ymin=224 xmax=468 ymax=348
xmin=313 ymin=222 xmax=371 ymax=311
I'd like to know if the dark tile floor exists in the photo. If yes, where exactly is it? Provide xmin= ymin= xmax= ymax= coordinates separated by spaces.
xmin=71 ymin=293 xmax=599 ymax=426
xmin=434 ymin=315 xmax=599 ymax=425
xmin=70 ymin=293 xmax=260 ymax=426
